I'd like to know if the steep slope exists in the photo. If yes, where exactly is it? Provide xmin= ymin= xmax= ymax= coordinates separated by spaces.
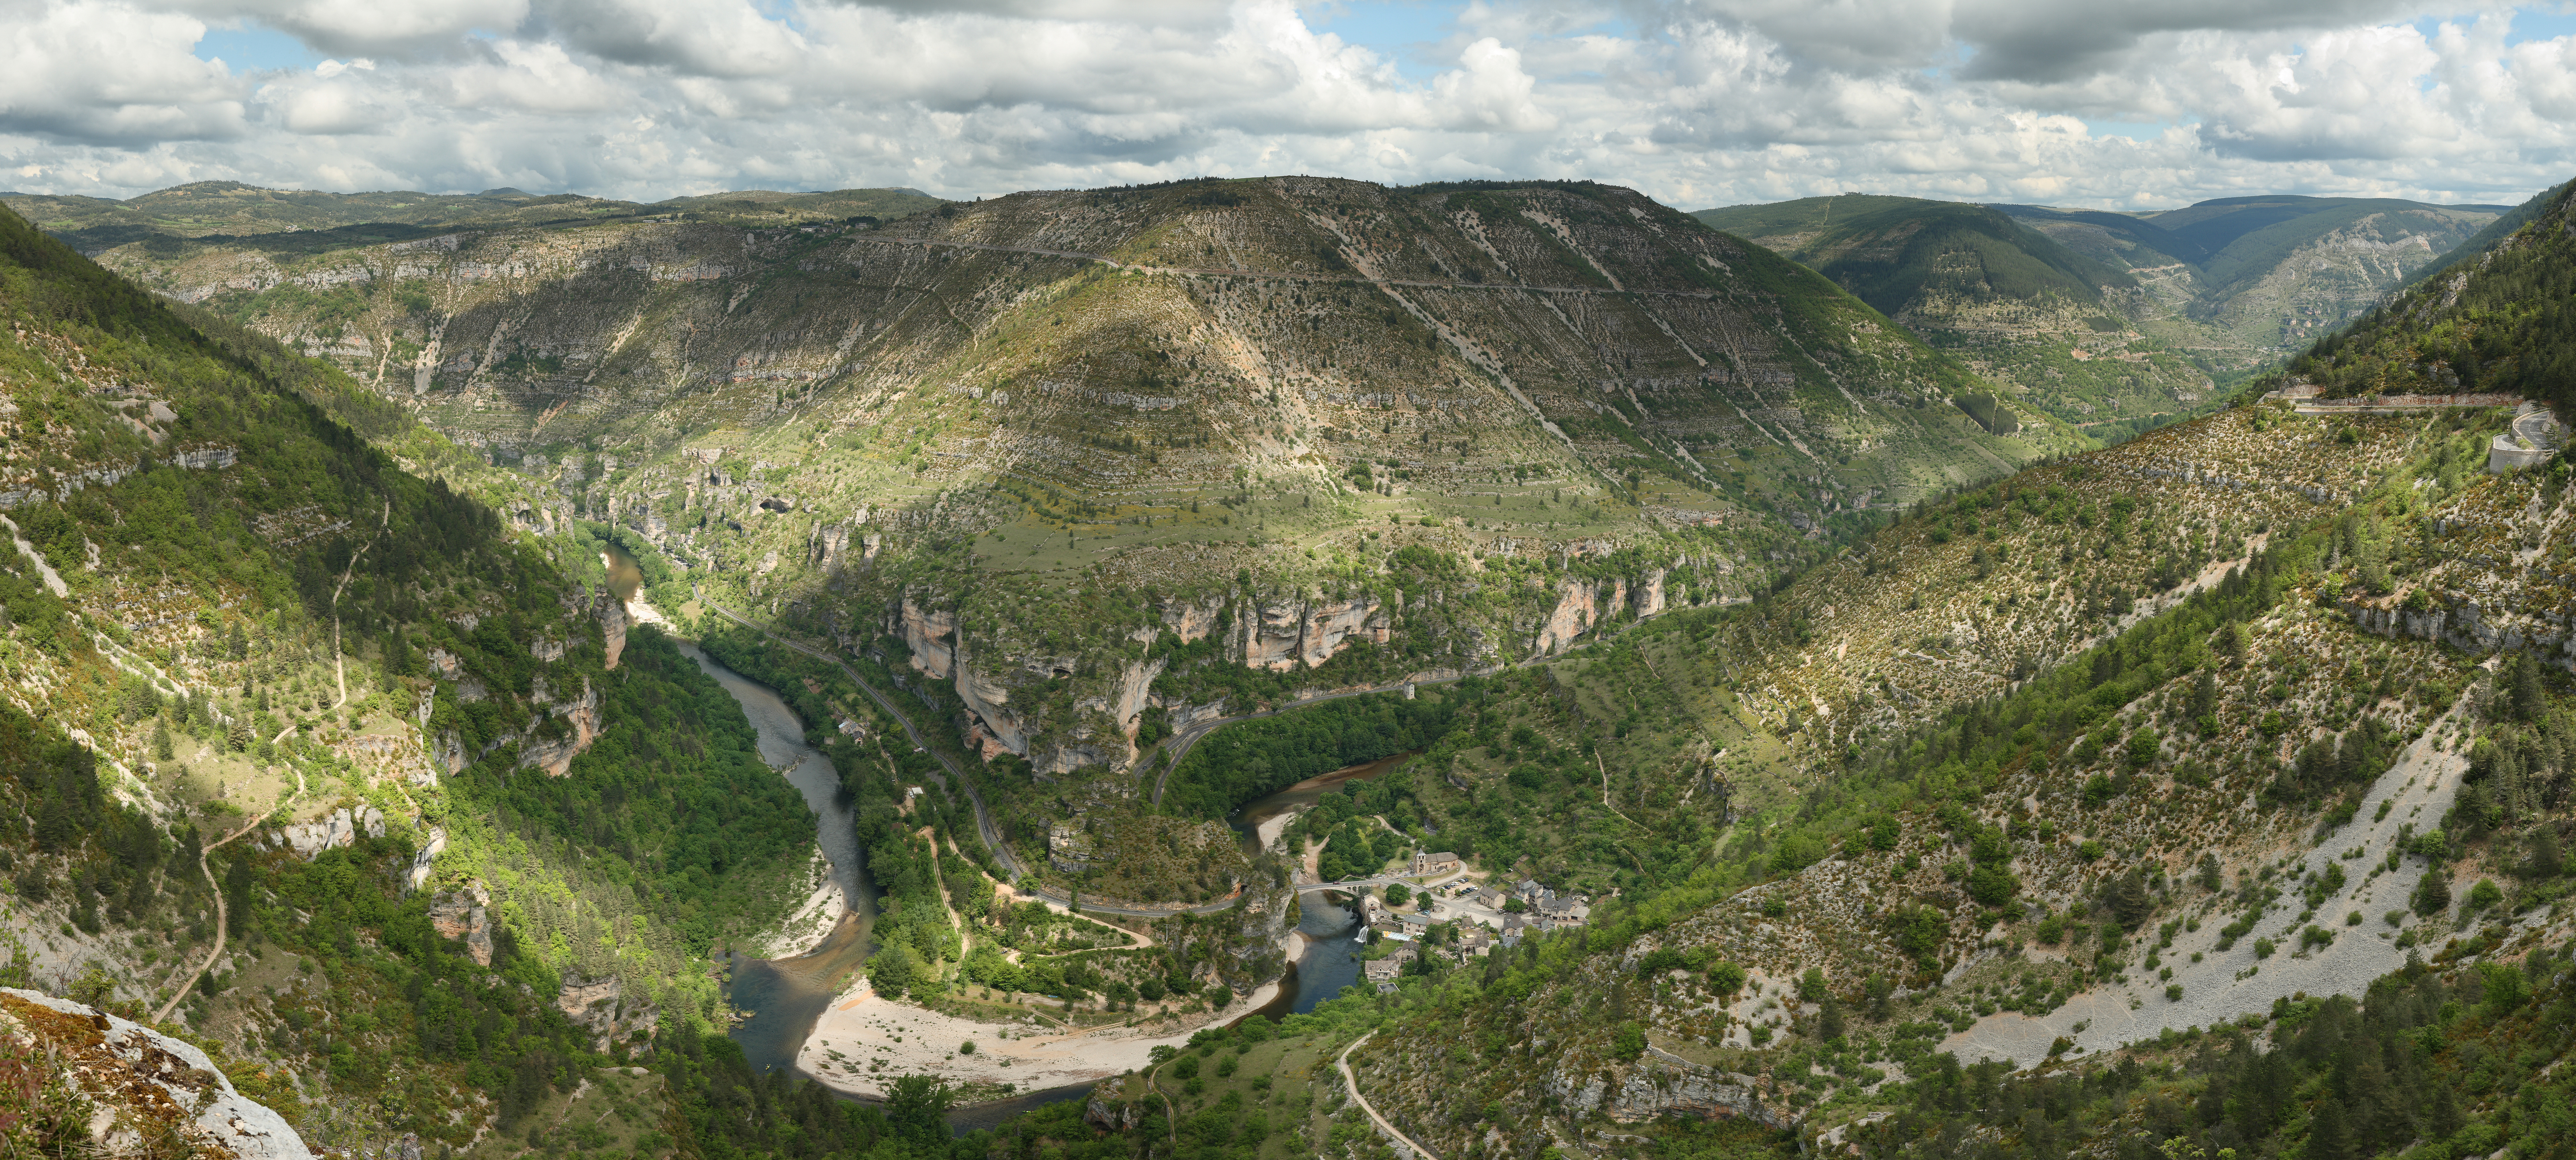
xmin=1151 ymin=177 xmax=2576 ymax=1160
xmin=1700 ymin=193 xmax=2514 ymax=438
xmin=0 ymin=203 xmax=845 ymax=1153
xmin=2004 ymin=194 xmax=2508 ymax=362
xmin=2286 ymin=180 xmax=2576 ymax=408
xmin=34 ymin=177 xmax=2083 ymax=817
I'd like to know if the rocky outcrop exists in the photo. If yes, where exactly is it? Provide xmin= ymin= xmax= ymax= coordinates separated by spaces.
xmin=0 ymin=987 xmax=310 ymax=1160
xmin=554 ymin=975 xmax=654 ymax=1050
xmin=1158 ymin=595 xmax=1223 ymax=643
xmin=1234 ymin=593 xmax=1388 ymax=671
xmin=405 ymin=827 xmax=447 ymax=893
xmin=1084 ymin=1094 xmax=1147 ymax=1132
xmin=264 ymin=805 xmax=385 ymax=859
xmin=1533 ymin=581 xmax=1603 ymax=655
xmin=428 ymin=883 xmax=495 ymax=966
xmin=2352 ymin=592 xmax=2576 ymax=671
xmin=1113 ymin=657 xmax=1166 ymax=753
xmin=519 ymin=678 xmax=605 ymax=777
xmin=899 ymin=593 xmax=956 ymax=679
xmin=955 ymin=660 xmax=1033 ymax=757
xmin=597 ymin=590 xmax=628 ymax=670
xmin=1542 ymin=1048 xmax=1795 ymax=1128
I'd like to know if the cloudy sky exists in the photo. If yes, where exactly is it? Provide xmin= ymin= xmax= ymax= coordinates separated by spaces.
xmin=5 ymin=0 xmax=2575 ymax=211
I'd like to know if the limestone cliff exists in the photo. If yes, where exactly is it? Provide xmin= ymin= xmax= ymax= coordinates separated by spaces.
xmin=0 ymin=988 xmax=310 ymax=1160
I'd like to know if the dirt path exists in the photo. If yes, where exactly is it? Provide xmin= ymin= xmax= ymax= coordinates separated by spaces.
xmin=151 ymin=812 xmax=272 ymax=1024
xmin=1338 ymin=1030 xmax=1439 ymax=1160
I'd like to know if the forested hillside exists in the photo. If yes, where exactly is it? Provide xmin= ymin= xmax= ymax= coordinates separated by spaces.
xmin=0 ymin=202 xmax=852 ymax=1155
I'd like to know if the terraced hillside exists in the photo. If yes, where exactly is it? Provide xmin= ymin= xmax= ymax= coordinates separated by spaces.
xmin=37 ymin=177 xmax=2084 ymax=805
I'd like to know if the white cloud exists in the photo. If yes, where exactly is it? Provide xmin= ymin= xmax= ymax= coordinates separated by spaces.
xmin=0 ymin=0 xmax=2573 ymax=210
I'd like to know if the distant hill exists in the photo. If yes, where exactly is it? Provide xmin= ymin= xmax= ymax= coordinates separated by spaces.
xmin=0 ymin=182 xmax=947 ymax=254
xmin=1694 ymin=196 xmax=2130 ymax=318
xmin=1696 ymin=191 xmax=2517 ymax=434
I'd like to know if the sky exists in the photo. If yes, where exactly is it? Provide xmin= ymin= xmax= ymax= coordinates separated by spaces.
xmin=5 ymin=0 xmax=2576 ymax=212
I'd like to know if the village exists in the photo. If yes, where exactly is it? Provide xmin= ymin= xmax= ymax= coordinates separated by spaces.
xmin=1349 ymin=850 xmax=1594 ymax=994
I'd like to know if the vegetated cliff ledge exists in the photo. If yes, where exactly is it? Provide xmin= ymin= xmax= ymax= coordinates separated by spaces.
xmin=887 ymin=556 xmax=1698 ymax=778
xmin=0 ymin=987 xmax=309 ymax=1160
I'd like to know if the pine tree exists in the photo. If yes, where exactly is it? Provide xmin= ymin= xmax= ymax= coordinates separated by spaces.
xmin=2308 ymin=1093 xmax=2356 ymax=1160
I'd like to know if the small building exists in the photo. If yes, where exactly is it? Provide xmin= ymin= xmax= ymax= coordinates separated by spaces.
xmin=1411 ymin=850 xmax=1463 ymax=876
xmin=1363 ymin=959 xmax=1403 ymax=993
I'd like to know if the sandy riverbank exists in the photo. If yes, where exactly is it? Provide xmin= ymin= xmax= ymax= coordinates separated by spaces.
xmin=798 ymin=929 xmax=1310 ymax=1099
xmin=757 ymin=851 xmax=848 ymax=959
xmin=797 ymin=980 xmax=1284 ymax=1098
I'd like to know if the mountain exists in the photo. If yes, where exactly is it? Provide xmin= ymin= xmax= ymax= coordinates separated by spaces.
xmin=1698 ymin=192 xmax=2516 ymax=438
xmin=16 ymin=164 xmax=2576 ymax=1160
xmin=2000 ymin=193 xmax=2510 ymax=353
xmin=19 ymin=176 xmax=2091 ymax=823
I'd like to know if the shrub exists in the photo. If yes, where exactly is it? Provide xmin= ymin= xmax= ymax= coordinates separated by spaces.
xmin=2466 ymin=878 xmax=2503 ymax=912
xmin=2414 ymin=869 xmax=2452 ymax=916
xmin=1707 ymin=961 xmax=1747 ymax=995
xmin=2300 ymin=925 xmax=2333 ymax=950
xmin=2166 ymin=984 xmax=2184 ymax=1001
xmin=2077 ymin=840 xmax=2105 ymax=862
xmin=1611 ymin=1022 xmax=1645 ymax=1060
xmin=2254 ymin=938 xmax=2277 ymax=959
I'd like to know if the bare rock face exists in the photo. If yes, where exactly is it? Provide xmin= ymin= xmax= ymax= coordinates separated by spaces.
xmin=405 ymin=827 xmax=447 ymax=893
xmin=519 ymin=678 xmax=605 ymax=777
xmin=1083 ymin=1094 xmax=1147 ymax=1132
xmin=266 ymin=805 xmax=385 ymax=859
xmin=1158 ymin=596 xmax=1223 ymax=643
xmin=597 ymin=590 xmax=629 ymax=670
xmin=1542 ymin=1048 xmax=1795 ymax=1129
xmin=1535 ymin=581 xmax=1610 ymax=655
xmin=427 ymin=884 xmax=495 ymax=966
xmin=900 ymin=593 xmax=957 ymax=679
xmin=553 ymin=976 xmax=655 ymax=1051
xmin=0 ymin=988 xmax=310 ymax=1160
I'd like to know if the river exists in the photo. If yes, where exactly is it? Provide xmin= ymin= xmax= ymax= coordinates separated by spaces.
xmin=1222 ymin=753 xmax=1413 ymax=1021
xmin=603 ymin=546 xmax=1097 ymax=1132
xmin=604 ymin=546 xmax=1384 ymax=1126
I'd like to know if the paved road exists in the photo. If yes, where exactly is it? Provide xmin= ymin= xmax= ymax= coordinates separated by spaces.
xmin=1338 ymin=1030 xmax=1441 ymax=1160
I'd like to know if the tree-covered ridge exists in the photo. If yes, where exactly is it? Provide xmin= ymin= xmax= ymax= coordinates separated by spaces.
xmin=2285 ymin=178 xmax=2576 ymax=408
xmin=1157 ymin=688 xmax=1466 ymax=820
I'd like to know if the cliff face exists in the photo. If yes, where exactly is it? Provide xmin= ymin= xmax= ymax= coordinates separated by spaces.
xmin=0 ymin=988 xmax=309 ymax=1160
